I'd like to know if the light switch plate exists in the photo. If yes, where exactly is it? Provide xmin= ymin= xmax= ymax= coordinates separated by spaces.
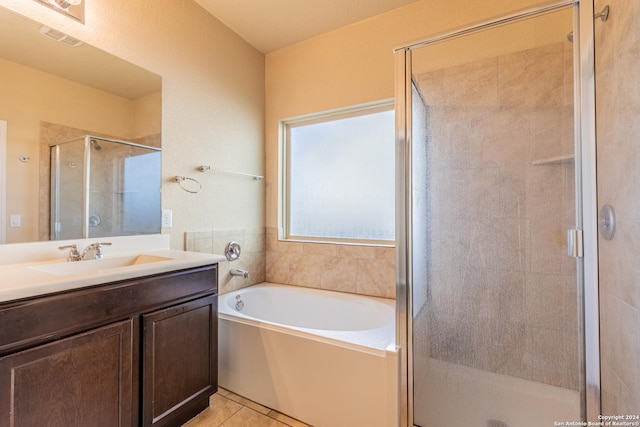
xmin=10 ymin=214 xmax=21 ymax=227
xmin=161 ymin=210 xmax=172 ymax=228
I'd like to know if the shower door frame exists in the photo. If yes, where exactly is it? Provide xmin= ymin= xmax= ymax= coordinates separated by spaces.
xmin=393 ymin=0 xmax=601 ymax=425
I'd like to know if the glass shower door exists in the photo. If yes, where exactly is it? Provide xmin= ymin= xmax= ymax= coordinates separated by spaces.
xmin=404 ymin=5 xmax=583 ymax=426
xmin=87 ymin=139 xmax=161 ymax=238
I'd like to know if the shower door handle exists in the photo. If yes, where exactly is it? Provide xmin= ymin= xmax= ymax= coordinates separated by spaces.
xmin=567 ymin=229 xmax=584 ymax=258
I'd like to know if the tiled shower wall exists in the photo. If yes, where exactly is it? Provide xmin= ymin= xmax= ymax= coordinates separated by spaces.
xmin=413 ymin=42 xmax=578 ymax=389
xmin=595 ymin=0 xmax=640 ymax=413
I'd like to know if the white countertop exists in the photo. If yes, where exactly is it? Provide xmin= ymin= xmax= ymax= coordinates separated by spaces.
xmin=0 ymin=235 xmax=225 ymax=303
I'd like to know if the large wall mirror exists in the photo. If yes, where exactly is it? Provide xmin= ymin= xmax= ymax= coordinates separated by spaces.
xmin=0 ymin=6 xmax=162 ymax=244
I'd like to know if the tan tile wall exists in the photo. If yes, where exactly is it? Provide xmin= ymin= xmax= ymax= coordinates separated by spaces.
xmin=185 ymin=228 xmax=266 ymax=295
xmin=265 ymin=227 xmax=396 ymax=299
xmin=595 ymin=0 xmax=640 ymax=413
xmin=413 ymin=42 xmax=578 ymax=390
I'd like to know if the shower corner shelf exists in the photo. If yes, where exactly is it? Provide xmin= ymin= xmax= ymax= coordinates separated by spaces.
xmin=531 ymin=154 xmax=575 ymax=166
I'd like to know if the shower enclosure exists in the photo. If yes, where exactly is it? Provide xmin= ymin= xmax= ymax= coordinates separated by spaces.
xmin=395 ymin=1 xmax=599 ymax=426
xmin=50 ymin=135 xmax=161 ymax=240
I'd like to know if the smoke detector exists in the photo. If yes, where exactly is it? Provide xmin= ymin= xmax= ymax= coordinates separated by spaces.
xmin=39 ymin=26 xmax=84 ymax=47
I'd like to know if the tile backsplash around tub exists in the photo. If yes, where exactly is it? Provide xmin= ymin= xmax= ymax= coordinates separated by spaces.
xmin=265 ymin=227 xmax=395 ymax=299
xmin=186 ymin=227 xmax=395 ymax=299
xmin=185 ymin=228 xmax=265 ymax=294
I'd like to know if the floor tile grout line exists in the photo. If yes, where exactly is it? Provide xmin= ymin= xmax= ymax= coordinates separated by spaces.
xmin=267 ymin=409 xmax=311 ymax=427
xmin=216 ymin=394 xmax=245 ymax=427
xmin=266 ymin=410 xmax=290 ymax=426
xmin=220 ymin=404 xmax=289 ymax=427
xmin=217 ymin=390 xmax=309 ymax=427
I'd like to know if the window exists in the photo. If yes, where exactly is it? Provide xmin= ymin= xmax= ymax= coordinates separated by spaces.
xmin=281 ymin=101 xmax=395 ymax=245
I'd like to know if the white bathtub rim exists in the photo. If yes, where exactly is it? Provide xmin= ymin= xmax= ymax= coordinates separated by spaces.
xmin=218 ymin=313 xmax=396 ymax=357
xmin=218 ymin=283 xmax=396 ymax=357
xmin=221 ymin=283 xmax=392 ymax=332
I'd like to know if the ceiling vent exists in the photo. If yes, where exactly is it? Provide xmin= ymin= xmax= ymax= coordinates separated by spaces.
xmin=39 ymin=26 xmax=83 ymax=47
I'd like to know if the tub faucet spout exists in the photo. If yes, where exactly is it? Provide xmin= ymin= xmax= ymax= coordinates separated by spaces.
xmin=230 ymin=268 xmax=249 ymax=279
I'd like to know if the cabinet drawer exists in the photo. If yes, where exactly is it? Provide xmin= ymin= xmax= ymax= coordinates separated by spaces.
xmin=0 ymin=265 xmax=217 ymax=355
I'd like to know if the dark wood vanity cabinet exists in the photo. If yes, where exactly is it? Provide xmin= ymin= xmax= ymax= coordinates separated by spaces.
xmin=142 ymin=294 xmax=218 ymax=427
xmin=0 ymin=319 xmax=136 ymax=427
xmin=0 ymin=264 xmax=218 ymax=427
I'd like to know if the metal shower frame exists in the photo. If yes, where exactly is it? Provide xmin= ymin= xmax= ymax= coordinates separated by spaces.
xmin=393 ymin=0 xmax=600 ymax=424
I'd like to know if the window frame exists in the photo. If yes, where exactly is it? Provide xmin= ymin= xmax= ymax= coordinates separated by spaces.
xmin=278 ymin=99 xmax=395 ymax=246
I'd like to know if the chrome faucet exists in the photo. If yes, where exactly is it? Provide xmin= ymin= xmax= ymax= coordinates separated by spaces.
xmin=80 ymin=242 xmax=112 ymax=260
xmin=58 ymin=242 xmax=112 ymax=261
xmin=230 ymin=268 xmax=249 ymax=279
xmin=58 ymin=244 xmax=81 ymax=262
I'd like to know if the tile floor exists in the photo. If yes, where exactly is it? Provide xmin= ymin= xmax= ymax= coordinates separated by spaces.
xmin=182 ymin=388 xmax=312 ymax=427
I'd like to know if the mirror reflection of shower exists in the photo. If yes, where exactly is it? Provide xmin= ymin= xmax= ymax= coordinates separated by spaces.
xmin=50 ymin=135 xmax=161 ymax=240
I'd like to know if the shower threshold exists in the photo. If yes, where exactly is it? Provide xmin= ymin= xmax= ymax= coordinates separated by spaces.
xmin=413 ymin=358 xmax=580 ymax=427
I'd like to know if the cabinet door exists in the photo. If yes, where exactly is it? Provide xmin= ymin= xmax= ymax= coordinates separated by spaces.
xmin=0 ymin=319 xmax=135 ymax=427
xmin=142 ymin=294 xmax=217 ymax=427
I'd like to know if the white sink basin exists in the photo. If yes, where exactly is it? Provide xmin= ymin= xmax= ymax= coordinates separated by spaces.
xmin=30 ymin=254 xmax=174 ymax=276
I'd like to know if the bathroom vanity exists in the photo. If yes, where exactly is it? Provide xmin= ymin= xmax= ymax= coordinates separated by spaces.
xmin=0 ymin=236 xmax=223 ymax=427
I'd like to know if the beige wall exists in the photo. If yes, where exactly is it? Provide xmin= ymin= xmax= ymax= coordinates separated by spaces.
xmin=0 ymin=0 xmax=265 ymax=249
xmin=595 ymin=0 xmax=640 ymax=414
xmin=264 ymin=0 xmax=553 ymax=298
xmin=133 ymin=92 xmax=162 ymax=140
xmin=264 ymin=0 xmax=554 ymax=210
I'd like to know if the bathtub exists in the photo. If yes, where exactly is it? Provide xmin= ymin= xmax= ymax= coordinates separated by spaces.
xmin=218 ymin=283 xmax=398 ymax=427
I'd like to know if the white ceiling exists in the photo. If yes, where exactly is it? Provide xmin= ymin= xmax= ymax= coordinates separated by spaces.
xmin=194 ymin=0 xmax=422 ymax=53
xmin=0 ymin=7 xmax=161 ymax=99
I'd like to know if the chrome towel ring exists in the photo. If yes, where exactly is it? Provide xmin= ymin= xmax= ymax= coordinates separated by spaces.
xmin=174 ymin=175 xmax=202 ymax=194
